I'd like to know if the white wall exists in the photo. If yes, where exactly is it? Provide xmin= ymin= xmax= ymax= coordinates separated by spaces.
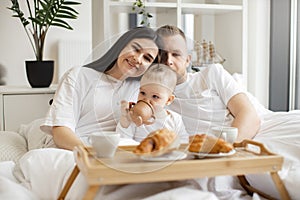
xmin=247 ymin=0 xmax=270 ymax=107
xmin=0 ymin=1 xmax=92 ymax=86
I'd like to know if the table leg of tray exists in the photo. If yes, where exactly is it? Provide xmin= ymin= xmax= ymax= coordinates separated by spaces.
xmin=57 ymin=165 xmax=80 ymax=200
xmin=237 ymin=175 xmax=277 ymax=200
xmin=83 ymin=185 xmax=100 ymax=200
xmin=270 ymin=172 xmax=291 ymax=200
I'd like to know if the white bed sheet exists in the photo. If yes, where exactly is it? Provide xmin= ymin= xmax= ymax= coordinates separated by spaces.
xmin=0 ymin=176 xmax=38 ymax=200
xmin=0 ymin=161 xmax=38 ymax=200
xmin=249 ymin=110 xmax=300 ymax=200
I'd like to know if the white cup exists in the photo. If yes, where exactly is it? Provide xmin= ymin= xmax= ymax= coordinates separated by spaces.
xmin=210 ymin=127 xmax=238 ymax=144
xmin=89 ymin=131 xmax=120 ymax=158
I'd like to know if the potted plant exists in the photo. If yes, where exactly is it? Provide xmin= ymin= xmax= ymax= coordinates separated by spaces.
xmin=8 ymin=0 xmax=80 ymax=87
xmin=132 ymin=0 xmax=153 ymax=27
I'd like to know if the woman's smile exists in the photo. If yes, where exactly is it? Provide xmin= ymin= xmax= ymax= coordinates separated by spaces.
xmin=126 ymin=58 xmax=138 ymax=69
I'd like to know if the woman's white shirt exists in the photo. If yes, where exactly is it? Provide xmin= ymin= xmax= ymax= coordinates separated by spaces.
xmin=41 ymin=66 xmax=139 ymax=143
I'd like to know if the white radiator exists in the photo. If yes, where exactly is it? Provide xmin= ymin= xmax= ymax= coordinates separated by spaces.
xmin=58 ymin=40 xmax=92 ymax=79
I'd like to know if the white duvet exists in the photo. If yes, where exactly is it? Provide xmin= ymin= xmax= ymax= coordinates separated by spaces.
xmin=0 ymin=113 xmax=300 ymax=199
xmin=248 ymin=110 xmax=300 ymax=200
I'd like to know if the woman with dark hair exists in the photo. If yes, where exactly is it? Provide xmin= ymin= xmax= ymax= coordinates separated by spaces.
xmin=85 ymin=27 xmax=162 ymax=74
xmin=40 ymin=27 xmax=159 ymax=150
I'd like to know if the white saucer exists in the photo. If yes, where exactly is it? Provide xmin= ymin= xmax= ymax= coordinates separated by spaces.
xmin=189 ymin=149 xmax=236 ymax=158
xmin=140 ymin=151 xmax=187 ymax=162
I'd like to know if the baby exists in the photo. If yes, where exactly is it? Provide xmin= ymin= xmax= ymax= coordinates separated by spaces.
xmin=116 ymin=63 xmax=188 ymax=143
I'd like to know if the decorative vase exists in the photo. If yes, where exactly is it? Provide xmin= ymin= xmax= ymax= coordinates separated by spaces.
xmin=25 ymin=60 xmax=54 ymax=88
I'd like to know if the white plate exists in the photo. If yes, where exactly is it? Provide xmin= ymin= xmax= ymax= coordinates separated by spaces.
xmin=140 ymin=151 xmax=187 ymax=161
xmin=189 ymin=149 xmax=236 ymax=158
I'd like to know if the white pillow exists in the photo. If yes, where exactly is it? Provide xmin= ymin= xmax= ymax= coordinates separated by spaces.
xmin=232 ymin=73 xmax=246 ymax=89
xmin=18 ymin=118 xmax=56 ymax=150
xmin=0 ymin=131 xmax=27 ymax=162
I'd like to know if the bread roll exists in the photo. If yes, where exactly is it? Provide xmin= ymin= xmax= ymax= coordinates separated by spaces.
xmin=134 ymin=128 xmax=177 ymax=155
xmin=188 ymin=134 xmax=233 ymax=154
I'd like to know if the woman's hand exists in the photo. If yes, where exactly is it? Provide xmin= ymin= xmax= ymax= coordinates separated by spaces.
xmin=52 ymin=126 xmax=83 ymax=150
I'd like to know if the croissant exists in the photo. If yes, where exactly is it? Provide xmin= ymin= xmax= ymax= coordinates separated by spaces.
xmin=134 ymin=128 xmax=177 ymax=155
xmin=188 ymin=134 xmax=233 ymax=154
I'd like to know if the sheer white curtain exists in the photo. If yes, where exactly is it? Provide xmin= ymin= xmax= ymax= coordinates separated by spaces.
xmin=295 ymin=0 xmax=300 ymax=109
xmin=290 ymin=0 xmax=300 ymax=110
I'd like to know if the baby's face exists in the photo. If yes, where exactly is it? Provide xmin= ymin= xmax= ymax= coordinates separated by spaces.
xmin=138 ymin=83 xmax=172 ymax=112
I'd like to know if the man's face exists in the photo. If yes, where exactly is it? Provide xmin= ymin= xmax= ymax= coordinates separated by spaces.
xmin=160 ymin=34 xmax=191 ymax=84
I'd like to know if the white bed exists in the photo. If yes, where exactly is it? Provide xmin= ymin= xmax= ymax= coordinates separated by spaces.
xmin=1 ymin=72 xmax=300 ymax=199
xmin=0 ymin=111 xmax=299 ymax=200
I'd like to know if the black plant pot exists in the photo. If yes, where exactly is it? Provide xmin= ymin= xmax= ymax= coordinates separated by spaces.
xmin=25 ymin=60 xmax=54 ymax=88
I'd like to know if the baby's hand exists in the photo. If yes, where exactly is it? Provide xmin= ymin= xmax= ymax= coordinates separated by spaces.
xmin=121 ymin=100 xmax=129 ymax=116
xmin=120 ymin=100 xmax=131 ymax=128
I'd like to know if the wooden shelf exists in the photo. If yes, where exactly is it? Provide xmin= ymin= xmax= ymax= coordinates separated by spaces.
xmin=108 ymin=1 xmax=177 ymax=13
xmin=108 ymin=1 xmax=241 ymax=14
xmin=0 ymin=86 xmax=56 ymax=131
xmin=181 ymin=3 xmax=242 ymax=15
xmin=0 ymin=85 xmax=57 ymax=95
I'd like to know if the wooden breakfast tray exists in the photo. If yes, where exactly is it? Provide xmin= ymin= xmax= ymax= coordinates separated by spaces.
xmin=58 ymin=140 xmax=291 ymax=200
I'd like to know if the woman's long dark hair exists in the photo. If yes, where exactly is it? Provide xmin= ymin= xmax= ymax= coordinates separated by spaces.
xmin=84 ymin=27 xmax=159 ymax=73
